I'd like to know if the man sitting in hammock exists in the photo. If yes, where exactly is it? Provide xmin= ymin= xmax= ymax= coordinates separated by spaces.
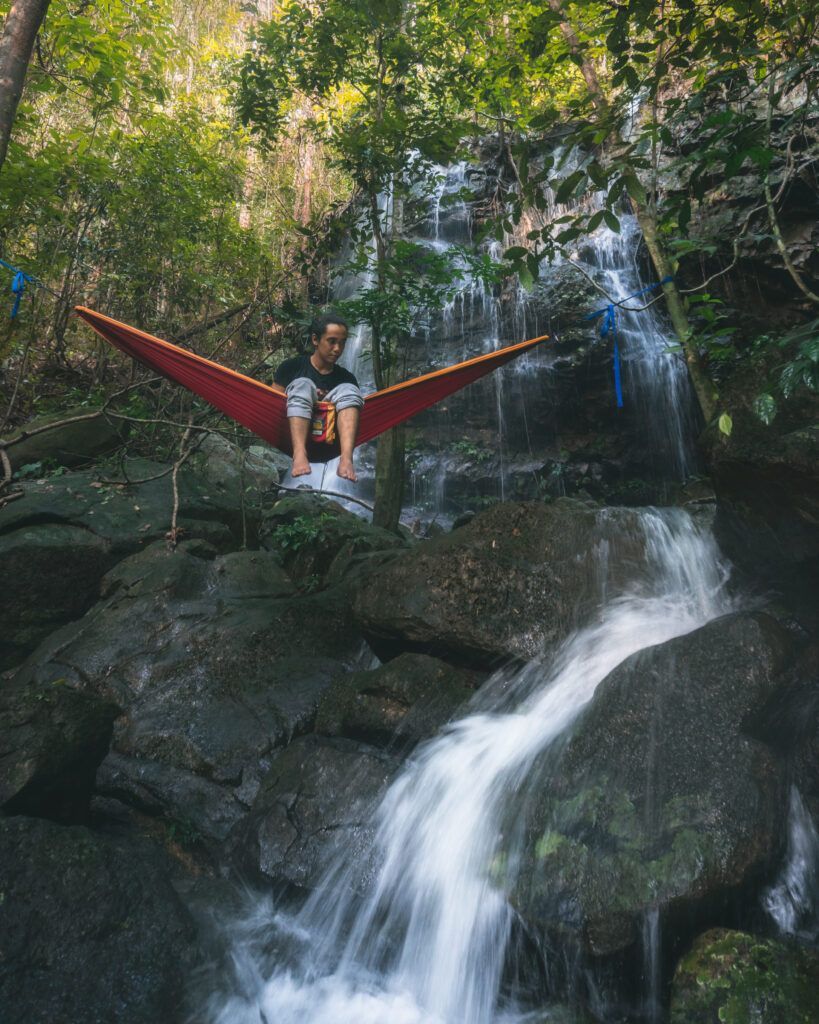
xmin=274 ymin=312 xmax=364 ymax=481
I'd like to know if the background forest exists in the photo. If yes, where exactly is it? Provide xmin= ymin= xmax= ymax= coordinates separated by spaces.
xmin=1 ymin=0 xmax=817 ymax=527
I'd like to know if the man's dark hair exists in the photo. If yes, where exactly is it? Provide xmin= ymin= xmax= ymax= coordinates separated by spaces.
xmin=310 ymin=311 xmax=349 ymax=342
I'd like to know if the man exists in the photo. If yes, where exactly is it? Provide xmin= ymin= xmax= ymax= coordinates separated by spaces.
xmin=274 ymin=313 xmax=364 ymax=481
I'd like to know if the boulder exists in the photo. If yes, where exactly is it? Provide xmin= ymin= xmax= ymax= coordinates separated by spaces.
xmin=2 ymin=405 xmax=123 ymax=471
xmin=0 ymin=816 xmax=197 ymax=1024
xmin=315 ymin=652 xmax=481 ymax=750
xmin=0 ymin=459 xmax=255 ymax=670
xmin=232 ymin=734 xmax=399 ymax=894
xmin=192 ymin=432 xmax=287 ymax=494
xmin=514 ymin=613 xmax=795 ymax=965
xmin=670 ymin=928 xmax=819 ymax=1024
xmin=11 ymin=541 xmax=367 ymax=845
xmin=0 ymin=673 xmax=118 ymax=820
xmin=0 ymin=523 xmax=113 ymax=669
xmin=260 ymin=492 xmax=409 ymax=590
xmin=352 ymin=499 xmax=657 ymax=667
xmin=707 ymin=416 xmax=819 ymax=633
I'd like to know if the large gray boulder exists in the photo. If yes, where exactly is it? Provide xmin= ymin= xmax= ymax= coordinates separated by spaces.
xmin=231 ymin=733 xmax=399 ymax=895
xmin=12 ymin=541 xmax=367 ymax=844
xmin=0 ymin=816 xmax=197 ymax=1024
xmin=513 ymin=612 xmax=795 ymax=964
xmin=0 ymin=459 xmax=254 ymax=670
xmin=352 ymin=499 xmax=656 ymax=667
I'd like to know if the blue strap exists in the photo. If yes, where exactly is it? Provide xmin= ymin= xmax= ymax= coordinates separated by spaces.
xmin=0 ymin=257 xmax=37 ymax=318
xmin=586 ymin=276 xmax=673 ymax=408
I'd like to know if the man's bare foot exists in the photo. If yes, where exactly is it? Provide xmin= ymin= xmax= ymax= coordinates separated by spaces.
xmin=292 ymin=453 xmax=312 ymax=477
xmin=337 ymin=456 xmax=357 ymax=482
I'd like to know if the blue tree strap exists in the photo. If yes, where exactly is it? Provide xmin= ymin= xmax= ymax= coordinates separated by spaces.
xmin=585 ymin=276 xmax=673 ymax=408
xmin=0 ymin=257 xmax=38 ymax=318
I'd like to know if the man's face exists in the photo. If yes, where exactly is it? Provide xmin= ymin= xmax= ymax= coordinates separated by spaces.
xmin=312 ymin=323 xmax=348 ymax=364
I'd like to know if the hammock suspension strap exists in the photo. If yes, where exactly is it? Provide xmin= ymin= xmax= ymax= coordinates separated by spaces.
xmin=586 ymin=275 xmax=674 ymax=408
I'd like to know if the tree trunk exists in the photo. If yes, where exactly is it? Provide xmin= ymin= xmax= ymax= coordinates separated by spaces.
xmin=0 ymin=0 xmax=51 ymax=175
xmin=372 ymin=423 xmax=405 ymax=532
xmin=636 ymin=205 xmax=719 ymax=423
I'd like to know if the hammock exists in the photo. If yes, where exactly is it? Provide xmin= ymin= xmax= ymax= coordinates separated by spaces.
xmin=74 ymin=306 xmax=548 ymax=462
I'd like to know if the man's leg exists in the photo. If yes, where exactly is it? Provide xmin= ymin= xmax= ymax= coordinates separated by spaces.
xmin=285 ymin=378 xmax=318 ymax=477
xmin=325 ymin=383 xmax=364 ymax=482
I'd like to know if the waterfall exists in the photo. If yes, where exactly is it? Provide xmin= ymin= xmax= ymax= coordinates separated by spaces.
xmin=203 ymin=151 xmax=732 ymax=1023
xmin=205 ymin=511 xmax=735 ymax=1024
xmin=763 ymin=787 xmax=819 ymax=941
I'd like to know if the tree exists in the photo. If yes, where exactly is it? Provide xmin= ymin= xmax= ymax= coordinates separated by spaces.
xmin=0 ymin=0 xmax=50 ymax=175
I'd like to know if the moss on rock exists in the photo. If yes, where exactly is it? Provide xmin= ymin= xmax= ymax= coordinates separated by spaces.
xmin=670 ymin=928 xmax=819 ymax=1024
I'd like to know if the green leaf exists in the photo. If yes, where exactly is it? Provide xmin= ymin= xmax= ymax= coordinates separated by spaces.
xmin=587 ymin=210 xmax=605 ymax=232
xmin=603 ymin=210 xmax=621 ymax=233
xmin=554 ymin=169 xmax=586 ymax=204
xmin=718 ymin=412 xmax=733 ymax=436
xmin=518 ymin=267 xmax=535 ymax=291
xmin=622 ymin=174 xmax=647 ymax=205
xmin=752 ymin=393 xmax=777 ymax=425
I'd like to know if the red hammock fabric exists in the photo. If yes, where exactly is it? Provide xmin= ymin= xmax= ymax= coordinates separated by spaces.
xmin=74 ymin=306 xmax=548 ymax=461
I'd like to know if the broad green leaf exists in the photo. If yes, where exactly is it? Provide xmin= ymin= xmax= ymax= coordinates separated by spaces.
xmin=752 ymin=393 xmax=777 ymax=425
xmin=554 ymin=169 xmax=586 ymax=204
xmin=622 ymin=174 xmax=647 ymax=205
xmin=718 ymin=412 xmax=733 ymax=436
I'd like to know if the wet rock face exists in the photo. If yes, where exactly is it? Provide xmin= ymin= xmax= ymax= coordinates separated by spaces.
xmin=707 ymin=418 xmax=819 ymax=633
xmin=670 ymin=928 xmax=819 ymax=1024
xmin=0 ymin=674 xmax=118 ymax=821
xmin=231 ymin=734 xmax=400 ymax=896
xmin=315 ymin=651 xmax=481 ymax=750
xmin=0 ymin=457 xmax=266 ymax=671
xmin=514 ymin=613 xmax=795 ymax=964
xmin=11 ymin=541 xmax=367 ymax=845
xmin=353 ymin=498 xmax=655 ymax=667
xmin=0 ymin=816 xmax=197 ymax=1024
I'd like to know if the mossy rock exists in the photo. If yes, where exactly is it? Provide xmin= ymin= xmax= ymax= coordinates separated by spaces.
xmin=670 ymin=928 xmax=819 ymax=1024
xmin=514 ymin=613 xmax=795 ymax=961
xmin=259 ymin=493 xmax=408 ymax=590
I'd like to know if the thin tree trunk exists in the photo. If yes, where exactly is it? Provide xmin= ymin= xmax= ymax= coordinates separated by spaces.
xmin=0 ymin=0 xmax=51 ymax=175
xmin=635 ymin=205 xmax=718 ymax=424
xmin=372 ymin=422 xmax=405 ymax=531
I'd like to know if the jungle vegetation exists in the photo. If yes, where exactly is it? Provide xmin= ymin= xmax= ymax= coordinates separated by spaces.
xmin=1 ymin=0 xmax=817 ymax=528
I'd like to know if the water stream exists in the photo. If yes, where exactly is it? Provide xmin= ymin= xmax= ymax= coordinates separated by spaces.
xmin=206 ymin=510 xmax=734 ymax=1024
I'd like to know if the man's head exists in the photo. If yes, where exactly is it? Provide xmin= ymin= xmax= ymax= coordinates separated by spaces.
xmin=310 ymin=312 xmax=349 ymax=366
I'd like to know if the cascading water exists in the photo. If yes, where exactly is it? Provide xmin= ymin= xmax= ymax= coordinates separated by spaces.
xmin=205 ymin=511 xmax=735 ymax=1024
xmin=763 ymin=787 xmax=819 ymax=942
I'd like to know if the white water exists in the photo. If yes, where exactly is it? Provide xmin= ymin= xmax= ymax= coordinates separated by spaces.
xmin=763 ymin=787 xmax=819 ymax=941
xmin=207 ymin=510 xmax=734 ymax=1024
